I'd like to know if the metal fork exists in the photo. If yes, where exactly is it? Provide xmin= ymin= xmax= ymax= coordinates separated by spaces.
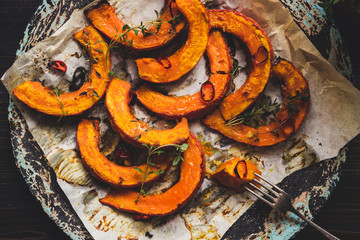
xmin=244 ymin=173 xmax=340 ymax=240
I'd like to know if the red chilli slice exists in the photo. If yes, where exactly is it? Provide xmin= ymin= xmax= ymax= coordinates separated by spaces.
xmin=200 ymin=81 xmax=215 ymax=102
xmin=235 ymin=160 xmax=247 ymax=179
xmin=157 ymin=57 xmax=172 ymax=69
xmin=252 ymin=46 xmax=269 ymax=65
xmin=169 ymin=0 xmax=176 ymax=17
xmin=133 ymin=214 xmax=151 ymax=221
xmin=113 ymin=147 xmax=132 ymax=165
xmin=48 ymin=60 xmax=67 ymax=73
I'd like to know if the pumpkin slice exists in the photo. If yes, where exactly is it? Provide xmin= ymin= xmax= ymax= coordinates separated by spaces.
xmin=136 ymin=30 xmax=231 ymax=119
xmin=100 ymin=132 xmax=205 ymax=216
xmin=77 ymin=119 xmax=171 ymax=187
xmin=106 ymin=78 xmax=190 ymax=147
xmin=211 ymin=158 xmax=261 ymax=192
xmin=135 ymin=0 xmax=209 ymax=83
xmin=86 ymin=0 xmax=185 ymax=51
xmin=202 ymin=58 xmax=310 ymax=147
xmin=13 ymin=26 xmax=110 ymax=116
xmin=208 ymin=10 xmax=274 ymax=120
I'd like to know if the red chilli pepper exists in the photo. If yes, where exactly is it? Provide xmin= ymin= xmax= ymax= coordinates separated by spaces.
xmin=251 ymin=46 xmax=268 ymax=65
xmin=133 ymin=214 xmax=151 ymax=221
xmin=200 ymin=81 xmax=215 ymax=102
xmin=235 ymin=160 xmax=248 ymax=180
xmin=169 ymin=0 xmax=176 ymax=17
xmin=157 ymin=57 xmax=172 ymax=69
xmin=113 ymin=148 xmax=132 ymax=165
xmin=48 ymin=60 xmax=67 ymax=73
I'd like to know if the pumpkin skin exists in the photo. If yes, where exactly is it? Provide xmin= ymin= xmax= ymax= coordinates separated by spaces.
xmin=202 ymin=58 xmax=310 ymax=147
xmin=77 ymin=119 xmax=171 ymax=187
xmin=208 ymin=10 xmax=274 ymax=121
xmin=86 ymin=0 xmax=186 ymax=51
xmin=135 ymin=30 xmax=231 ymax=119
xmin=135 ymin=0 xmax=209 ymax=83
xmin=13 ymin=26 xmax=110 ymax=116
xmin=100 ymin=132 xmax=205 ymax=216
xmin=105 ymin=78 xmax=190 ymax=147
xmin=211 ymin=158 xmax=261 ymax=192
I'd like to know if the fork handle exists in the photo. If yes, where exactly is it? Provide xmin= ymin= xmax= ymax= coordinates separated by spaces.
xmin=289 ymin=206 xmax=340 ymax=240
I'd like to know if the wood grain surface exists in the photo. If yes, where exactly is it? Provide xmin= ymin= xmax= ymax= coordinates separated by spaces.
xmin=0 ymin=0 xmax=359 ymax=239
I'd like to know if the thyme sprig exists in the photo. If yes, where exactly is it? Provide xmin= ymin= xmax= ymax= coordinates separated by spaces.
xmin=230 ymin=58 xmax=246 ymax=80
xmin=227 ymin=89 xmax=309 ymax=128
xmin=103 ymin=12 xmax=180 ymax=78
xmin=48 ymin=86 xmax=68 ymax=117
xmin=134 ymin=142 xmax=189 ymax=204
xmin=227 ymin=95 xmax=281 ymax=128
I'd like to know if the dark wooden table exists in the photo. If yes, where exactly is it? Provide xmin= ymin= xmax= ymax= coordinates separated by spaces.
xmin=1 ymin=1 xmax=359 ymax=239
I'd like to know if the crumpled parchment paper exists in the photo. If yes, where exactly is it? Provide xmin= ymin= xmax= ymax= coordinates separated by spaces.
xmin=2 ymin=0 xmax=360 ymax=239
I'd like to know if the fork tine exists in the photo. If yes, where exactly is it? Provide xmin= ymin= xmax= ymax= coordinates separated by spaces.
xmin=244 ymin=186 xmax=274 ymax=207
xmin=253 ymin=179 xmax=280 ymax=197
xmin=248 ymin=182 xmax=277 ymax=202
xmin=255 ymin=173 xmax=283 ymax=192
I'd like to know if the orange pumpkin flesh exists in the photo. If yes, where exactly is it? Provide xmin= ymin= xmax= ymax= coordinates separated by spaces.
xmin=202 ymin=58 xmax=310 ymax=147
xmin=13 ymin=26 xmax=110 ymax=116
xmin=100 ymin=132 xmax=205 ymax=216
xmin=105 ymin=78 xmax=190 ymax=147
xmin=135 ymin=0 xmax=209 ymax=83
xmin=211 ymin=158 xmax=261 ymax=192
xmin=135 ymin=30 xmax=231 ymax=119
xmin=77 ymin=119 xmax=171 ymax=187
xmin=208 ymin=10 xmax=274 ymax=121
xmin=86 ymin=1 xmax=186 ymax=51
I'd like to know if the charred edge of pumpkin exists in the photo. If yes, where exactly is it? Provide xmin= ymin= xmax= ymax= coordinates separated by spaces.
xmin=99 ymin=132 xmax=205 ymax=216
xmin=77 ymin=119 xmax=171 ymax=187
xmin=202 ymin=58 xmax=309 ymax=147
xmin=135 ymin=30 xmax=231 ymax=120
xmin=85 ymin=0 xmax=186 ymax=51
xmin=207 ymin=9 xmax=273 ymax=121
xmin=105 ymin=78 xmax=190 ymax=147
xmin=12 ymin=26 xmax=110 ymax=116
xmin=135 ymin=0 xmax=209 ymax=83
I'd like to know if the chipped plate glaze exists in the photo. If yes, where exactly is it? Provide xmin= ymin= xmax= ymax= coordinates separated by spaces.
xmin=8 ymin=0 xmax=352 ymax=239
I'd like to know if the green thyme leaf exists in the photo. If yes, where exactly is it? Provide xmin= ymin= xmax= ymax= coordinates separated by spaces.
xmin=134 ymin=167 xmax=143 ymax=173
xmin=94 ymin=48 xmax=103 ymax=53
xmin=122 ymin=24 xmax=131 ymax=31
xmin=92 ymin=90 xmax=99 ymax=98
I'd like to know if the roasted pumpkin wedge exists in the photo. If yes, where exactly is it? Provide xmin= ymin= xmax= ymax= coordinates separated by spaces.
xmin=106 ymin=78 xmax=190 ymax=147
xmin=202 ymin=58 xmax=310 ymax=147
xmin=100 ymin=132 xmax=205 ymax=216
xmin=136 ymin=30 xmax=231 ymax=119
xmin=86 ymin=0 xmax=185 ymax=51
xmin=13 ymin=26 xmax=110 ymax=116
xmin=208 ymin=9 xmax=274 ymax=120
xmin=211 ymin=158 xmax=261 ymax=192
xmin=135 ymin=0 xmax=209 ymax=83
xmin=77 ymin=119 xmax=171 ymax=187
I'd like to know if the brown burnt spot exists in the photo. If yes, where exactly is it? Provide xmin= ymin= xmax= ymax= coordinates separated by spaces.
xmin=88 ymin=209 xmax=100 ymax=221
xmin=119 ymin=176 xmax=124 ymax=184
xmin=282 ymin=138 xmax=319 ymax=174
